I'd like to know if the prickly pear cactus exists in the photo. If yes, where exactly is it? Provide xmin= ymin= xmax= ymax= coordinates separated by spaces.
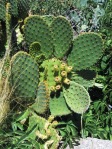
xmin=50 ymin=16 xmax=73 ymax=58
xmin=8 ymin=0 xmax=18 ymax=16
xmin=24 ymin=15 xmax=54 ymax=58
xmin=64 ymin=81 xmax=91 ymax=114
xmin=29 ymin=42 xmax=41 ymax=58
xmin=9 ymin=15 xmax=104 ymax=117
xmin=27 ymin=111 xmax=61 ymax=149
xmin=18 ymin=0 xmax=31 ymax=18
xmin=31 ymin=81 xmax=50 ymax=114
xmin=29 ymin=41 xmax=46 ymax=63
xmin=68 ymin=32 xmax=103 ymax=70
xmin=42 ymin=15 xmax=55 ymax=26
xmin=50 ymin=92 xmax=71 ymax=116
xmin=40 ymin=58 xmax=72 ymax=92
xmin=10 ymin=51 xmax=39 ymax=99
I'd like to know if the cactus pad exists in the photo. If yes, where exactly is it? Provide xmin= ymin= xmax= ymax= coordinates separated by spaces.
xmin=24 ymin=15 xmax=54 ymax=58
xmin=71 ymin=70 xmax=96 ymax=88
xmin=64 ymin=81 xmax=90 ymax=114
xmin=68 ymin=32 xmax=103 ymax=70
xmin=50 ymin=92 xmax=71 ymax=116
xmin=27 ymin=111 xmax=61 ymax=149
xmin=42 ymin=15 xmax=55 ymax=26
xmin=29 ymin=41 xmax=41 ymax=58
xmin=10 ymin=51 xmax=39 ymax=99
xmin=18 ymin=0 xmax=30 ymax=18
xmin=50 ymin=16 xmax=73 ymax=58
xmin=31 ymin=81 xmax=50 ymax=114
xmin=40 ymin=58 xmax=72 ymax=92
xmin=9 ymin=0 xmax=18 ymax=16
xmin=0 ymin=1 xmax=6 ymax=21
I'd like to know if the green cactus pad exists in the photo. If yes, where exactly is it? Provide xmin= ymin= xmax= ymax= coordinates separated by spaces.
xmin=24 ymin=15 xmax=54 ymax=58
xmin=40 ymin=58 xmax=61 ymax=91
xmin=29 ymin=41 xmax=41 ymax=58
xmin=10 ymin=51 xmax=39 ymax=99
xmin=40 ymin=58 xmax=72 ymax=92
xmin=50 ymin=16 xmax=73 ymax=58
xmin=31 ymin=81 xmax=50 ymax=114
xmin=64 ymin=81 xmax=90 ymax=114
xmin=42 ymin=15 xmax=55 ymax=26
xmin=27 ymin=111 xmax=61 ymax=149
xmin=9 ymin=0 xmax=18 ymax=16
xmin=29 ymin=41 xmax=46 ymax=63
xmin=0 ymin=1 xmax=6 ymax=21
xmin=50 ymin=92 xmax=72 ymax=116
xmin=71 ymin=70 xmax=96 ymax=88
xmin=68 ymin=32 xmax=103 ymax=70
xmin=18 ymin=0 xmax=30 ymax=18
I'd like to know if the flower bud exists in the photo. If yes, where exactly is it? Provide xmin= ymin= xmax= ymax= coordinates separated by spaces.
xmin=61 ymin=71 xmax=67 ymax=77
xmin=66 ymin=66 xmax=73 ymax=73
xmin=63 ymin=78 xmax=70 ymax=85
xmin=50 ymin=86 xmax=55 ymax=91
xmin=55 ymin=85 xmax=61 ymax=90
xmin=54 ymin=65 xmax=58 ymax=71
xmin=60 ymin=63 xmax=66 ymax=70
xmin=55 ymin=76 xmax=61 ymax=83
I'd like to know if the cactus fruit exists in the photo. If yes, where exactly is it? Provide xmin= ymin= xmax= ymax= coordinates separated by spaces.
xmin=50 ymin=16 xmax=73 ymax=58
xmin=24 ymin=15 xmax=54 ymax=58
xmin=10 ymin=51 xmax=39 ymax=99
xmin=31 ymin=81 xmax=50 ymax=114
xmin=0 ymin=0 xmax=6 ymax=21
xmin=40 ymin=58 xmax=72 ymax=92
xmin=50 ymin=92 xmax=71 ymax=116
xmin=64 ymin=81 xmax=91 ymax=114
xmin=68 ymin=32 xmax=103 ymax=70
xmin=40 ymin=58 xmax=61 ymax=91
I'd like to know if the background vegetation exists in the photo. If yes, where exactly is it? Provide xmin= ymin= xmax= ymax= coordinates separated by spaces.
xmin=0 ymin=0 xmax=112 ymax=148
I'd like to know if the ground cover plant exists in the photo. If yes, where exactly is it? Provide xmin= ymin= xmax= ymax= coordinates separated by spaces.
xmin=0 ymin=0 xmax=111 ymax=148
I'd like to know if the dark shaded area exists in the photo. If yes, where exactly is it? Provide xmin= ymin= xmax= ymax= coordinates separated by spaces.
xmin=88 ymin=87 xmax=104 ymax=101
xmin=76 ymin=69 xmax=96 ymax=80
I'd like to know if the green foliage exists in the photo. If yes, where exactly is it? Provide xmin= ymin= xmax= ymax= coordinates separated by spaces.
xmin=57 ymin=119 xmax=78 ymax=149
xmin=9 ymin=0 xmax=18 ymax=16
xmin=0 ymin=0 xmax=110 ymax=147
xmin=82 ymin=100 xmax=112 ymax=140
xmin=68 ymin=0 xmax=106 ymax=32
xmin=0 ymin=0 xmax=6 ymax=21
xmin=82 ymin=15 xmax=112 ymax=140
xmin=17 ymin=0 xmax=31 ymax=18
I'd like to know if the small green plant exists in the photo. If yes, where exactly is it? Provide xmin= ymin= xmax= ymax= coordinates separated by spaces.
xmin=57 ymin=119 xmax=78 ymax=149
